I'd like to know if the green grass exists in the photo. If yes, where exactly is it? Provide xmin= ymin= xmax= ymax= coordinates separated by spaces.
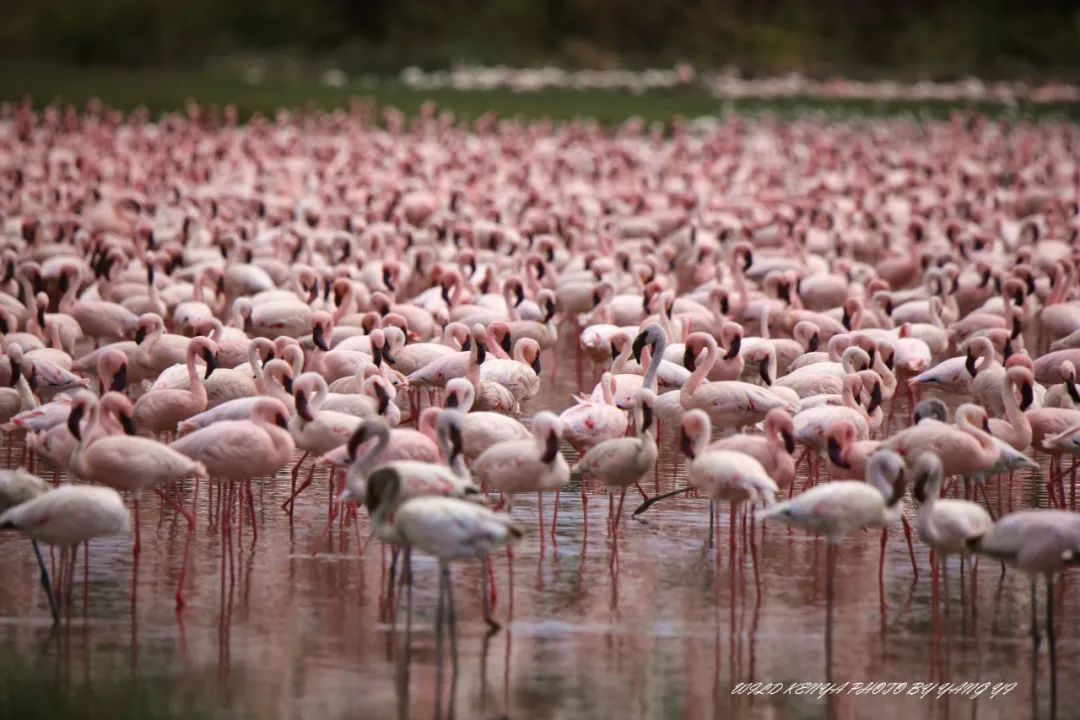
xmin=1 ymin=63 xmax=1079 ymax=122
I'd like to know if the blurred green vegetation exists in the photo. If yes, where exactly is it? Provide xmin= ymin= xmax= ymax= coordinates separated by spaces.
xmin=2 ymin=63 xmax=1079 ymax=123
xmin=0 ymin=657 xmax=227 ymax=720
xmin=1 ymin=0 xmax=1079 ymax=78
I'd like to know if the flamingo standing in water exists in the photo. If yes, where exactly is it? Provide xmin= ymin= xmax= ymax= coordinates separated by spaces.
xmin=573 ymin=389 xmax=658 ymax=535
xmin=471 ymin=411 xmax=569 ymax=547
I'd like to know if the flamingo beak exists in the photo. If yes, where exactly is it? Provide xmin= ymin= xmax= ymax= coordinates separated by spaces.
xmin=462 ymin=335 xmax=472 ymax=352
xmin=777 ymin=282 xmax=791 ymax=305
xmin=135 ymin=327 xmax=147 ymax=345
xmin=441 ymin=282 xmax=452 ymax=305
xmin=720 ymin=295 xmax=730 ymax=315
xmin=445 ymin=392 xmax=459 ymax=409
xmin=296 ymin=390 xmax=313 ymax=422
xmin=283 ymin=376 xmax=293 ymax=394
xmin=982 ymin=417 xmax=991 ymax=433
xmin=382 ymin=268 xmax=395 ymax=293
xmin=965 ymin=350 xmax=977 ymax=377
xmin=544 ymin=298 xmax=557 ymax=323
xmin=781 ymin=429 xmax=796 ymax=455
xmin=632 ymin=332 xmax=648 ymax=364
xmin=476 ymin=341 xmax=487 ymax=364
xmin=841 ymin=305 xmax=852 ymax=330
xmin=542 ymin=431 xmax=560 ymax=464
xmin=724 ymin=335 xmax=741 ymax=360
xmin=913 ymin=473 xmax=928 ymax=503
xmin=641 ymin=403 xmax=654 ymax=434
xmin=372 ymin=344 xmax=383 ymax=367
xmin=867 ymin=382 xmax=883 ymax=415
xmin=0 ymin=315 xmax=7 ymax=334
xmin=201 ymin=350 xmax=217 ymax=379
xmin=67 ymin=404 xmax=85 ymax=441
xmin=36 ymin=306 xmax=45 ymax=330
xmin=743 ymin=251 xmax=753 ymax=271
xmin=111 ymin=363 xmax=128 ymax=392
xmin=382 ymin=344 xmax=395 ymax=365
xmin=1067 ymin=376 xmax=1080 ymax=404
xmin=501 ymin=332 xmax=512 ymax=355
xmin=682 ymin=344 xmax=697 ymax=372
xmin=120 ymin=413 xmax=137 ymax=436
xmin=313 ymin=324 xmax=329 ymax=352
xmin=807 ymin=333 xmax=819 ymax=352
xmin=7 ymin=358 xmax=18 ymax=388
xmin=531 ymin=353 xmax=542 ymax=375
xmin=276 ymin=413 xmax=289 ymax=429
xmin=827 ymin=436 xmax=850 ymax=469
xmin=375 ymin=382 xmax=390 ymax=415
xmin=1020 ymin=382 xmax=1035 ymax=411
xmin=679 ymin=428 xmax=695 ymax=459
xmin=758 ymin=356 xmax=772 ymax=386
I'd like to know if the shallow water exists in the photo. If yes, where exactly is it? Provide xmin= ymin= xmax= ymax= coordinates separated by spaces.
xmin=0 ymin=332 xmax=1077 ymax=719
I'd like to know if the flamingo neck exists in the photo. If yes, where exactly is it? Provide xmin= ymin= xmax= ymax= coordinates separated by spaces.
xmin=681 ymin=339 xmax=716 ymax=405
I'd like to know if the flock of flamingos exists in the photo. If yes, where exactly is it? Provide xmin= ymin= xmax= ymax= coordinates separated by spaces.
xmin=0 ymin=101 xmax=1078 ymax=702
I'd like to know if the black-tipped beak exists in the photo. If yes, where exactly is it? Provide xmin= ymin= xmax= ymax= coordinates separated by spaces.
xmin=276 ymin=413 xmax=289 ymax=429
xmin=476 ymin=341 xmax=487 ymax=364
xmin=1011 ymin=317 xmax=1022 ymax=339
xmin=867 ymin=347 xmax=876 ymax=369
xmin=777 ymin=282 xmax=792 ymax=305
xmin=682 ymin=344 xmax=697 ymax=372
xmin=283 ymin=376 xmax=293 ymax=394
xmin=58 ymin=274 xmax=69 ymax=293
xmin=382 ymin=343 xmax=395 ymax=365
xmin=0 ymin=315 xmax=7 ymax=334
xmin=679 ymin=427 xmax=695 ymax=459
xmin=610 ymin=342 xmax=620 ymax=361
xmin=781 ymin=429 xmax=796 ymax=455
xmin=1026 ymin=275 xmax=1036 ymax=296
xmin=1021 ymin=382 xmax=1035 ymax=411
xmin=743 ymin=251 xmax=753 ymax=271
xmin=758 ymin=356 xmax=772 ymax=386
xmin=7 ymin=358 xmax=18 ymax=388
xmin=500 ymin=332 xmax=512 ymax=355
xmin=827 ymin=436 xmax=850 ymax=469
xmin=883 ymin=351 xmax=895 ymax=371
xmin=641 ymin=403 xmax=654 ymax=434
xmin=913 ymin=474 xmax=927 ymax=504
xmin=445 ymin=392 xmax=459 ymax=409
xmin=592 ymin=290 xmax=601 ymax=308
xmin=965 ymin=350 xmax=977 ymax=377
xmin=724 ymin=335 xmax=741 ymax=360
xmin=373 ymin=344 xmax=383 ymax=367
xmin=67 ymin=404 xmax=85 ymax=441
xmin=135 ymin=327 xmax=147 ymax=345
xmin=867 ymin=382 xmax=883 ymax=414
xmin=382 ymin=268 xmax=395 ymax=293
xmin=841 ymin=306 xmax=852 ymax=330
xmin=36 ymin=306 xmax=45 ymax=330
xmin=120 ymin=413 xmax=137 ymax=436
xmin=374 ymin=382 xmax=390 ymax=414
xmin=982 ymin=417 xmax=991 ymax=433
xmin=544 ymin=298 xmax=556 ymax=323
xmin=313 ymin=324 xmax=329 ymax=352
xmin=808 ymin=333 xmax=819 ymax=352
xmin=202 ymin=350 xmax=217 ymax=379
xmin=632 ymin=332 xmax=647 ymax=364
xmin=111 ymin=363 xmax=128 ymax=392
xmin=531 ymin=354 xmax=542 ymax=375
xmin=1067 ymin=375 xmax=1080 ymax=404
xmin=542 ymin=431 xmax=560 ymax=464
xmin=441 ymin=282 xmax=452 ymax=305
xmin=1003 ymin=341 xmax=1014 ymax=360
xmin=296 ymin=390 xmax=313 ymax=422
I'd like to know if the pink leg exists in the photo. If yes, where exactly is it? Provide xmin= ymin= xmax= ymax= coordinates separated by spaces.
xmin=550 ymin=489 xmax=560 ymax=543
xmin=133 ymin=497 xmax=141 ymax=558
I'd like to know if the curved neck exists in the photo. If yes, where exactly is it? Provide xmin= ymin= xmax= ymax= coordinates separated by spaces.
xmin=1001 ymin=374 xmax=1032 ymax=441
xmin=681 ymin=338 xmax=717 ymax=404
xmin=957 ymin=411 xmax=997 ymax=459
xmin=643 ymin=335 xmax=666 ymax=391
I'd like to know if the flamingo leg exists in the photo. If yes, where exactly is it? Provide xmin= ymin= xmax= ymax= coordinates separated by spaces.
xmin=901 ymin=514 xmax=919 ymax=579
xmin=31 ymin=540 xmax=59 ymax=623
xmin=550 ymin=489 xmax=560 ymax=544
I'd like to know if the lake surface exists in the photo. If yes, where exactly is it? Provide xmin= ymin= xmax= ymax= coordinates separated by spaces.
xmin=0 ymin=332 xmax=1075 ymax=719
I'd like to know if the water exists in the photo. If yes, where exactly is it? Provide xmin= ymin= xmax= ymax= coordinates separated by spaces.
xmin=0 ymin=333 xmax=1076 ymax=719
